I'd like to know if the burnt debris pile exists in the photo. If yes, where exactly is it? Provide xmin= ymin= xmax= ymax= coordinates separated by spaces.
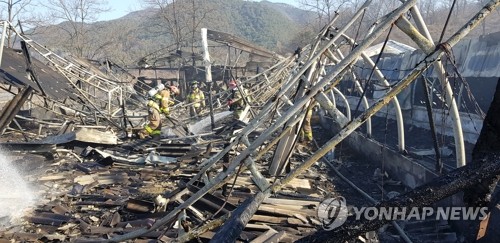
xmin=0 ymin=0 xmax=499 ymax=242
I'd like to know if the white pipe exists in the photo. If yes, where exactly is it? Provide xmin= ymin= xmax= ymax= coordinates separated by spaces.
xmin=399 ymin=8 xmax=466 ymax=167
xmin=407 ymin=4 xmax=433 ymax=41
xmin=334 ymin=49 xmax=372 ymax=137
xmin=333 ymin=87 xmax=351 ymax=120
xmin=0 ymin=21 xmax=8 ymax=67
xmin=359 ymin=52 xmax=405 ymax=152
xmin=341 ymin=34 xmax=405 ymax=151
xmin=329 ymin=89 xmax=336 ymax=108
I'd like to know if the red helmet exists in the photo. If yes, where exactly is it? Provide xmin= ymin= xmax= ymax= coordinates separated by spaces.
xmin=169 ymin=85 xmax=180 ymax=95
xmin=228 ymin=79 xmax=237 ymax=89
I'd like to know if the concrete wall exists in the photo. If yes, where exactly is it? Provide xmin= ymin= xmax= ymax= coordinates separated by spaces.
xmin=319 ymin=111 xmax=439 ymax=189
xmin=337 ymin=96 xmax=483 ymax=144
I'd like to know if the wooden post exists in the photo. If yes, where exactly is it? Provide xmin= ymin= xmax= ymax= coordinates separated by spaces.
xmin=0 ymin=86 xmax=33 ymax=134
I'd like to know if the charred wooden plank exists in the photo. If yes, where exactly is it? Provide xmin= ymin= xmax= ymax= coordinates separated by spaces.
xmin=50 ymin=205 xmax=71 ymax=215
xmin=124 ymin=199 xmax=155 ymax=213
xmin=73 ymin=200 xmax=122 ymax=207
xmin=250 ymin=215 xmax=286 ymax=225
xmin=249 ymin=228 xmax=278 ymax=243
xmin=116 ymin=219 xmax=156 ymax=228
xmin=27 ymin=217 xmax=66 ymax=226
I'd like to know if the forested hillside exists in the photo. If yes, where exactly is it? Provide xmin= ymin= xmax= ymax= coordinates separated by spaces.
xmin=31 ymin=0 xmax=312 ymax=67
xmin=27 ymin=0 xmax=499 ymax=68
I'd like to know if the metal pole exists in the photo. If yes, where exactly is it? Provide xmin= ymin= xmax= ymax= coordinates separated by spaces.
xmin=201 ymin=28 xmax=215 ymax=130
xmin=342 ymin=34 xmax=406 ymax=152
xmin=208 ymin=82 xmax=215 ymax=130
xmin=395 ymin=16 xmax=466 ymax=167
xmin=333 ymin=87 xmax=351 ymax=120
xmin=421 ymin=77 xmax=443 ymax=173
xmin=110 ymin=1 xmax=419 ymax=240
xmin=0 ymin=21 xmax=8 ymax=67
xmin=329 ymin=48 xmax=372 ymax=136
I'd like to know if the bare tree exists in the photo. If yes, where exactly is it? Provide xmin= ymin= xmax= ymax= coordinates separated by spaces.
xmin=0 ymin=0 xmax=40 ymax=47
xmin=144 ymin=0 xmax=187 ymax=51
xmin=42 ymin=0 xmax=110 ymax=58
xmin=298 ymin=0 xmax=344 ymax=29
xmin=144 ymin=0 xmax=214 ymax=64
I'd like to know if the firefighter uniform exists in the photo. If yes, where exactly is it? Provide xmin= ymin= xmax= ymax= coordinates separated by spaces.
xmin=300 ymin=105 xmax=314 ymax=142
xmin=227 ymin=80 xmax=250 ymax=121
xmin=154 ymin=89 xmax=174 ymax=116
xmin=138 ymin=100 xmax=162 ymax=139
xmin=187 ymin=81 xmax=205 ymax=117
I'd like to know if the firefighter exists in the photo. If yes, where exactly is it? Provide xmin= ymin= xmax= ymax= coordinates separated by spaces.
xmin=187 ymin=80 xmax=205 ymax=117
xmin=227 ymin=79 xmax=250 ymax=121
xmin=299 ymin=102 xmax=316 ymax=145
xmin=148 ymin=84 xmax=180 ymax=116
xmin=138 ymin=99 xmax=162 ymax=139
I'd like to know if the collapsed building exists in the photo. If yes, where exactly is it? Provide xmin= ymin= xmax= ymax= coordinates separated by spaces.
xmin=0 ymin=0 xmax=499 ymax=242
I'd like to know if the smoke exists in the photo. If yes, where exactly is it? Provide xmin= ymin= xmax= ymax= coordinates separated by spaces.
xmin=0 ymin=150 xmax=37 ymax=229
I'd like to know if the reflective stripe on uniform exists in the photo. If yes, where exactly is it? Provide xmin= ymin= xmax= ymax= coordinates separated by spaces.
xmin=160 ymin=107 xmax=169 ymax=115
xmin=189 ymin=92 xmax=204 ymax=108
xmin=304 ymin=131 xmax=313 ymax=141
xmin=161 ymin=96 xmax=173 ymax=105
xmin=144 ymin=124 xmax=161 ymax=135
xmin=149 ymin=101 xmax=160 ymax=111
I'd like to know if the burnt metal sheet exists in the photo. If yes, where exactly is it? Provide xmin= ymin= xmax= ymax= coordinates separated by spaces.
xmin=0 ymin=47 xmax=77 ymax=101
xmin=37 ymin=128 xmax=118 ymax=145
xmin=0 ymin=142 xmax=56 ymax=154
xmin=186 ymin=183 xmax=237 ymax=217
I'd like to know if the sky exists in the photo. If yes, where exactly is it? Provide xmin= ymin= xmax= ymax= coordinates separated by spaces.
xmin=101 ymin=0 xmax=300 ymax=21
